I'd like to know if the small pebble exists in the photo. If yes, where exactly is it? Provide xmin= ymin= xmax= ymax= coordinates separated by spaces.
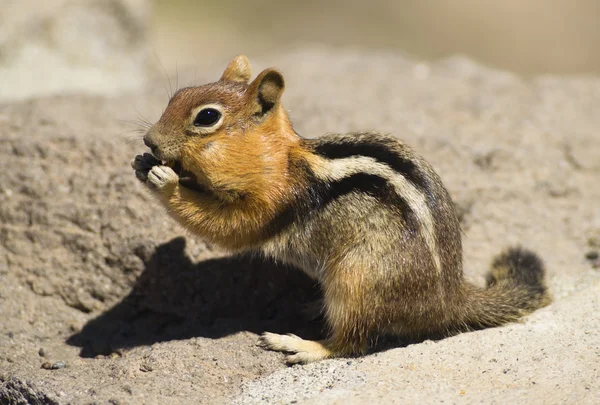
xmin=110 ymin=350 xmax=123 ymax=359
xmin=139 ymin=363 xmax=153 ymax=372
xmin=346 ymin=361 xmax=353 ymax=365
xmin=41 ymin=361 xmax=67 ymax=370
xmin=38 ymin=348 xmax=46 ymax=357
xmin=585 ymin=251 xmax=598 ymax=260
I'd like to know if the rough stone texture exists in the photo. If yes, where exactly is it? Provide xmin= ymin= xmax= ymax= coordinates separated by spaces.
xmin=1 ymin=49 xmax=599 ymax=404
xmin=0 ymin=0 xmax=154 ymax=101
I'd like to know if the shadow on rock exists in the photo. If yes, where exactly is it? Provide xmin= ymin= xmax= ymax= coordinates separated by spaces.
xmin=67 ymin=237 xmax=324 ymax=357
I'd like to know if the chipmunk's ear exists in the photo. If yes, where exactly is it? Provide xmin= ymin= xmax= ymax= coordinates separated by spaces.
xmin=247 ymin=68 xmax=285 ymax=116
xmin=220 ymin=54 xmax=252 ymax=83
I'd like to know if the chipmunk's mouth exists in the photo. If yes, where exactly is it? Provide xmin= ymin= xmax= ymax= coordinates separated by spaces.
xmin=164 ymin=160 xmax=183 ymax=175
xmin=164 ymin=159 xmax=205 ymax=193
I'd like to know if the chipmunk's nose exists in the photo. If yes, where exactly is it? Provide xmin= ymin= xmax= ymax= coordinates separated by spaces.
xmin=143 ymin=134 xmax=157 ymax=154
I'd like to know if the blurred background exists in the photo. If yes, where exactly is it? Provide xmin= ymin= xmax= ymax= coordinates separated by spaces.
xmin=153 ymin=0 xmax=600 ymax=75
xmin=1 ymin=0 xmax=599 ymax=101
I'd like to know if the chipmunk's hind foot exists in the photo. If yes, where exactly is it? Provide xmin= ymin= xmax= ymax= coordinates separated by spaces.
xmin=257 ymin=332 xmax=332 ymax=364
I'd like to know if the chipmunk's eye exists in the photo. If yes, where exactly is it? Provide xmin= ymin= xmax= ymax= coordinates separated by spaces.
xmin=193 ymin=108 xmax=221 ymax=127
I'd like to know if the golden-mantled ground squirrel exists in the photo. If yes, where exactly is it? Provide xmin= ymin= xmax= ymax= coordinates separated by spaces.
xmin=131 ymin=55 xmax=550 ymax=364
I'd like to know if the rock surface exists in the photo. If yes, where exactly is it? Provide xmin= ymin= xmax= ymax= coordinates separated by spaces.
xmin=1 ymin=49 xmax=599 ymax=404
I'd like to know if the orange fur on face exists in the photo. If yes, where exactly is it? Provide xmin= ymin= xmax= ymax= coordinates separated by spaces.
xmin=181 ymin=107 xmax=298 ymax=203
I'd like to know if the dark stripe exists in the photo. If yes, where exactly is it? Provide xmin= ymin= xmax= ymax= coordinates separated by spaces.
xmin=311 ymin=138 xmax=433 ymax=199
xmin=264 ymin=159 xmax=418 ymax=238
xmin=307 ymin=135 xmax=462 ymax=276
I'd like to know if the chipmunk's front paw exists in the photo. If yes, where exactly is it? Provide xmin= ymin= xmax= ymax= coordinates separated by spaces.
xmin=132 ymin=153 xmax=160 ymax=183
xmin=147 ymin=165 xmax=178 ymax=190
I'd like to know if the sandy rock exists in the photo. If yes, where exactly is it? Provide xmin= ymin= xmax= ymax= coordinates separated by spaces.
xmin=0 ymin=0 xmax=153 ymax=101
xmin=1 ymin=49 xmax=599 ymax=404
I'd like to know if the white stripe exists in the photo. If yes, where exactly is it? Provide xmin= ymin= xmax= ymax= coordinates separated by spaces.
xmin=325 ymin=156 xmax=441 ymax=274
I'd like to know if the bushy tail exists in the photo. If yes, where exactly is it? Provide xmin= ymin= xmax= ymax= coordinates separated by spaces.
xmin=455 ymin=247 xmax=551 ymax=331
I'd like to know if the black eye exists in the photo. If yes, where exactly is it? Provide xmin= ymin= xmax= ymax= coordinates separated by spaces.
xmin=193 ymin=108 xmax=221 ymax=127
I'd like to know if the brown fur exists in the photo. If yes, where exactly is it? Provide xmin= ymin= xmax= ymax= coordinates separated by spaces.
xmin=132 ymin=55 xmax=551 ymax=364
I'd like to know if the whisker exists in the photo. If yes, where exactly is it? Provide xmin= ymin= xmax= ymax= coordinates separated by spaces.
xmin=154 ymin=51 xmax=173 ymax=99
xmin=133 ymin=106 xmax=153 ymax=128
xmin=118 ymin=119 xmax=152 ymax=130
xmin=119 ymin=129 xmax=147 ymax=145
xmin=176 ymin=61 xmax=179 ymax=93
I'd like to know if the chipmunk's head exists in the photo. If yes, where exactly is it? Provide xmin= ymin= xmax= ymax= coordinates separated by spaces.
xmin=143 ymin=54 xmax=297 ymax=198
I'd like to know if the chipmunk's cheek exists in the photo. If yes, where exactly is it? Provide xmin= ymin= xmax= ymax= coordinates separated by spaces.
xmin=198 ymin=141 xmax=223 ymax=163
xmin=191 ymin=142 xmax=224 ymax=172
xmin=203 ymin=141 xmax=216 ymax=152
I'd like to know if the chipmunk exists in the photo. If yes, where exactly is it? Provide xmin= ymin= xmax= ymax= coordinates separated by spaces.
xmin=131 ymin=55 xmax=550 ymax=364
